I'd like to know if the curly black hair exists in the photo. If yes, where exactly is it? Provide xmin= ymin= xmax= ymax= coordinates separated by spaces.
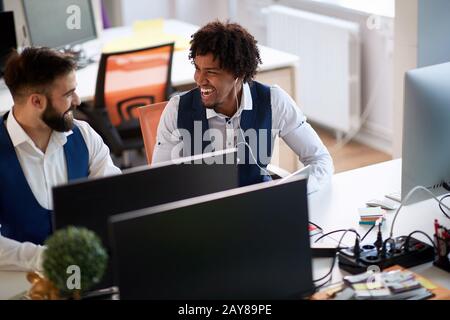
xmin=189 ymin=21 xmax=262 ymax=83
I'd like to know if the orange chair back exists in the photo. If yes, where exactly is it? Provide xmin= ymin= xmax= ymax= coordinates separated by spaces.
xmin=95 ymin=43 xmax=174 ymax=127
xmin=138 ymin=102 xmax=168 ymax=164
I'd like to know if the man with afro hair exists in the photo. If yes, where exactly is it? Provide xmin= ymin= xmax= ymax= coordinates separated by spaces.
xmin=153 ymin=21 xmax=333 ymax=190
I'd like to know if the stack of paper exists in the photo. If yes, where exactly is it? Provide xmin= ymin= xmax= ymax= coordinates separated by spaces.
xmin=358 ymin=207 xmax=385 ymax=225
xmin=338 ymin=269 xmax=434 ymax=300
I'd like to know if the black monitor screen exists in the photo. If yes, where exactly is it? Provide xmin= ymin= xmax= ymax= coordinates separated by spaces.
xmin=0 ymin=11 xmax=17 ymax=75
xmin=109 ymin=177 xmax=313 ymax=300
xmin=23 ymin=0 xmax=97 ymax=48
xmin=52 ymin=151 xmax=239 ymax=248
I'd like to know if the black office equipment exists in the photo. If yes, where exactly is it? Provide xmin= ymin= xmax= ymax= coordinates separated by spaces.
xmin=109 ymin=176 xmax=314 ymax=300
xmin=338 ymin=236 xmax=435 ymax=274
xmin=0 ymin=11 xmax=17 ymax=77
xmin=52 ymin=149 xmax=239 ymax=246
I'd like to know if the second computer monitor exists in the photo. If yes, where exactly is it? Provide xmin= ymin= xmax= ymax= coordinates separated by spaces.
xmin=109 ymin=176 xmax=313 ymax=300
xmin=22 ymin=0 xmax=97 ymax=49
xmin=402 ymin=62 xmax=450 ymax=204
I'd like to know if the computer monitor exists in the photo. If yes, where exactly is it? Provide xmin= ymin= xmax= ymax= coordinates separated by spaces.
xmin=109 ymin=176 xmax=314 ymax=300
xmin=22 ymin=0 xmax=97 ymax=49
xmin=0 ymin=11 xmax=17 ymax=76
xmin=52 ymin=149 xmax=239 ymax=247
xmin=402 ymin=62 xmax=450 ymax=204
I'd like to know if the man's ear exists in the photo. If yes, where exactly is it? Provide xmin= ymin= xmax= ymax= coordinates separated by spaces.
xmin=29 ymin=93 xmax=46 ymax=111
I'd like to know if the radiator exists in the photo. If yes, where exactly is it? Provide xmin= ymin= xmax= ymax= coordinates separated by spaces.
xmin=265 ymin=5 xmax=361 ymax=134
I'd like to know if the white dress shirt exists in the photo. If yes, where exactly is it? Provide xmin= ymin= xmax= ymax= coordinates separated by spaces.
xmin=152 ymin=83 xmax=334 ymax=192
xmin=0 ymin=110 xmax=121 ymax=271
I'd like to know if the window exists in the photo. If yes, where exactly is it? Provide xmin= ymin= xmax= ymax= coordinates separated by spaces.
xmin=308 ymin=0 xmax=395 ymax=17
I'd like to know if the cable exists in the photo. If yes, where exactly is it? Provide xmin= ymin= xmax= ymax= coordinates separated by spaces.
xmin=390 ymin=186 xmax=450 ymax=239
xmin=313 ymin=229 xmax=358 ymax=292
xmin=438 ymin=194 xmax=450 ymax=219
xmin=314 ymin=276 xmax=333 ymax=291
xmin=314 ymin=229 xmax=360 ymax=243
xmin=404 ymin=230 xmax=438 ymax=253
xmin=381 ymin=237 xmax=396 ymax=256
xmin=232 ymin=80 xmax=273 ymax=178
xmin=309 ymin=221 xmax=323 ymax=232
xmin=328 ymin=20 xmax=397 ymax=155
xmin=328 ymin=39 xmax=387 ymax=154
xmin=235 ymin=140 xmax=272 ymax=177
xmin=361 ymin=225 xmax=375 ymax=242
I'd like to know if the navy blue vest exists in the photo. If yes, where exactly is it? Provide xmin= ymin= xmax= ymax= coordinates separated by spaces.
xmin=0 ymin=112 xmax=90 ymax=245
xmin=178 ymin=81 xmax=273 ymax=186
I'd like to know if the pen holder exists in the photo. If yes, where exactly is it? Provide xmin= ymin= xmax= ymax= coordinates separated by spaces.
xmin=433 ymin=233 xmax=450 ymax=272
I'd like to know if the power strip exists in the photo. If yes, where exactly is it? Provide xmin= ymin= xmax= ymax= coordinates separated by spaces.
xmin=338 ymin=236 xmax=435 ymax=274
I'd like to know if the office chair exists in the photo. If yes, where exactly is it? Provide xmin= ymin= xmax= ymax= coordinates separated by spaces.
xmin=137 ymin=101 xmax=168 ymax=164
xmin=77 ymin=43 xmax=175 ymax=167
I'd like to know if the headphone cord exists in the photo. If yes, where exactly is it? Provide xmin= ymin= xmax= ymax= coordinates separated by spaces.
xmin=233 ymin=80 xmax=272 ymax=178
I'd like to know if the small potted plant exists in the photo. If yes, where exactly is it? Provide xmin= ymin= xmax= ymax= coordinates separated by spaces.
xmin=27 ymin=227 xmax=108 ymax=300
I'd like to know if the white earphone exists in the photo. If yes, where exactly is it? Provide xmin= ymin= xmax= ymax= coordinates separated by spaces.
xmin=232 ymin=77 xmax=272 ymax=177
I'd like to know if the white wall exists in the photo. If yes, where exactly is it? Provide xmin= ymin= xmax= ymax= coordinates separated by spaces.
xmin=234 ymin=0 xmax=276 ymax=44
xmin=120 ymin=0 xmax=173 ymax=26
xmin=174 ymin=0 xmax=229 ymax=26
xmin=109 ymin=0 xmax=228 ymax=28
xmin=236 ymin=0 xmax=394 ymax=154
xmin=393 ymin=0 xmax=418 ymax=159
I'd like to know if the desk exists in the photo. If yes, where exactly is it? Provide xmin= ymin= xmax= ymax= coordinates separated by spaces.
xmin=0 ymin=19 xmax=301 ymax=172
xmin=309 ymin=159 xmax=450 ymax=290
xmin=1 ymin=159 xmax=448 ymax=299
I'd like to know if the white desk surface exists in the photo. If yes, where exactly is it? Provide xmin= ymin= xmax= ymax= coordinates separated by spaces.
xmin=309 ymin=159 xmax=450 ymax=290
xmin=0 ymin=19 xmax=299 ymax=114
xmin=1 ymin=159 xmax=448 ymax=299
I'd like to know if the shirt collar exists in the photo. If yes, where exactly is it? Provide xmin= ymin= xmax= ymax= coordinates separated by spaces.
xmin=6 ymin=108 xmax=73 ymax=148
xmin=206 ymin=82 xmax=253 ymax=120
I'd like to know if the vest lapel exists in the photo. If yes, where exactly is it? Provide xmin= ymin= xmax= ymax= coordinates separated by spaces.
xmin=64 ymin=126 xmax=90 ymax=180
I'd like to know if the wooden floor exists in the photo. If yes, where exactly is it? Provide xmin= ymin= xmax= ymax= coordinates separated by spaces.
xmin=314 ymin=126 xmax=392 ymax=174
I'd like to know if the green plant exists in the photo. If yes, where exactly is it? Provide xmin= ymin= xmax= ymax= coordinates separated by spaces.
xmin=42 ymin=226 xmax=108 ymax=295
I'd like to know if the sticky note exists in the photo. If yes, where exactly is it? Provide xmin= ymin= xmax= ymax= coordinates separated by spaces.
xmin=416 ymin=276 xmax=438 ymax=290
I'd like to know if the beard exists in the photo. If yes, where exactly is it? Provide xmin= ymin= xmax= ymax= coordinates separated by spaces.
xmin=202 ymin=102 xmax=216 ymax=109
xmin=41 ymin=97 xmax=75 ymax=132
